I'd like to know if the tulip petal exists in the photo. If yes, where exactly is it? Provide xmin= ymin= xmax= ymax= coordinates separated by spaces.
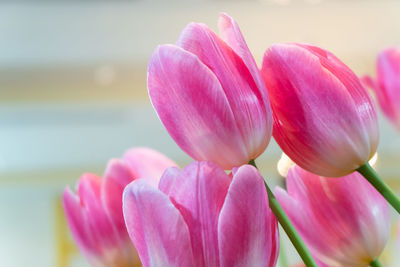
xmin=158 ymin=166 xmax=181 ymax=195
xmin=76 ymin=174 xmax=119 ymax=248
xmin=123 ymin=147 xmax=177 ymax=187
xmin=148 ymin=44 xmax=249 ymax=169
xmin=376 ymin=47 xmax=400 ymax=129
xmin=178 ymin=23 xmax=271 ymax=162
xmin=262 ymin=43 xmax=378 ymax=177
xmin=296 ymin=43 xmax=378 ymax=134
xmin=63 ymin=187 xmax=98 ymax=258
xmin=123 ymin=179 xmax=194 ymax=267
xmin=164 ymin=161 xmax=231 ymax=266
xmin=218 ymin=165 xmax=279 ymax=267
xmin=275 ymin=166 xmax=390 ymax=266
xmin=360 ymin=75 xmax=379 ymax=92
xmin=63 ymin=174 xmax=120 ymax=265
xmin=102 ymin=148 xmax=176 ymax=232
xmin=218 ymin=13 xmax=273 ymax=112
xmin=102 ymin=159 xmax=135 ymax=234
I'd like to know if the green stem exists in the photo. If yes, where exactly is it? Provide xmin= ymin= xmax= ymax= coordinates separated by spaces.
xmin=249 ymin=160 xmax=317 ymax=267
xmin=369 ymin=258 xmax=382 ymax=267
xmin=357 ymin=162 xmax=400 ymax=213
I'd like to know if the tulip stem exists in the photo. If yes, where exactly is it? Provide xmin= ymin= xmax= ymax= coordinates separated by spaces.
xmin=357 ymin=163 xmax=400 ymax=214
xmin=369 ymin=259 xmax=382 ymax=267
xmin=249 ymin=160 xmax=317 ymax=267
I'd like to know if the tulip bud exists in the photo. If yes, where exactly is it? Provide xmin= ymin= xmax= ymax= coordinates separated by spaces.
xmin=275 ymin=166 xmax=390 ymax=267
xmin=148 ymin=13 xmax=273 ymax=169
xmin=262 ymin=43 xmax=379 ymax=177
xmin=63 ymin=148 xmax=176 ymax=267
xmin=363 ymin=47 xmax=400 ymax=131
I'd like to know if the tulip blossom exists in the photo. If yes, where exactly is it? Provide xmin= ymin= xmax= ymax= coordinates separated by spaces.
xmin=291 ymin=260 xmax=327 ymax=267
xmin=148 ymin=13 xmax=273 ymax=169
xmin=362 ymin=47 xmax=400 ymax=131
xmin=275 ymin=166 xmax=390 ymax=267
xmin=123 ymin=161 xmax=279 ymax=267
xmin=261 ymin=43 xmax=379 ymax=177
xmin=63 ymin=148 xmax=176 ymax=267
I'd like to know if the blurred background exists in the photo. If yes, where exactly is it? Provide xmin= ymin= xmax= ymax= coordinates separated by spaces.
xmin=1 ymin=0 xmax=400 ymax=266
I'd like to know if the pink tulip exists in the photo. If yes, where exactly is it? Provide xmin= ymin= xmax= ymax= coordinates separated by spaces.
xmin=275 ymin=166 xmax=390 ymax=267
xmin=63 ymin=147 xmax=176 ymax=267
xmin=123 ymin=161 xmax=279 ymax=267
xmin=261 ymin=43 xmax=379 ymax=177
xmin=362 ymin=47 xmax=400 ymax=131
xmin=148 ymin=13 xmax=273 ymax=170
xmin=291 ymin=261 xmax=328 ymax=267
xmin=291 ymin=260 xmax=327 ymax=267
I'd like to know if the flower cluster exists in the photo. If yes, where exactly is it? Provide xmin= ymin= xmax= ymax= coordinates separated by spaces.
xmin=63 ymin=13 xmax=398 ymax=267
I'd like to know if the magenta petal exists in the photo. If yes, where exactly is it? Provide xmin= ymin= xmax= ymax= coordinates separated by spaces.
xmin=123 ymin=147 xmax=177 ymax=187
xmin=178 ymin=23 xmax=271 ymax=162
xmin=218 ymin=165 xmax=279 ymax=267
xmin=76 ymin=174 xmax=119 ymax=248
xmin=63 ymin=174 xmax=120 ymax=265
xmin=148 ymin=44 xmax=249 ymax=169
xmin=123 ymin=179 xmax=194 ymax=267
xmin=165 ymin=161 xmax=231 ymax=266
xmin=218 ymin=13 xmax=273 ymax=118
xmin=262 ymin=43 xmax=378 ymax=177
xmin=275 ymin=166 xmax=390 ymax=266
xmin=63 ymin=187 xmax=98 ymax=259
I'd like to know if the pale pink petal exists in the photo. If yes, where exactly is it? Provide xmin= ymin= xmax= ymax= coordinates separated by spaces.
xmin=262 ymin=43 xmax=378 ymax=177
xmin=123 ymin=179 xmax=194 ymax=267
xmin=148 ymin=44 xmax=249 ymax=169
xmin=218 ymin=165 xmax=279 ymax=267
xmin=275 ymin=166 xmax=390 ymax=266
xmin=178 ymin=23 xmax=271 ymax=162
xmin=157 ymin=166 xmax=181 ymax=195
xmin=123 ymin=147 xmax=177 ymax=187
xmin=165 ymin=161 xmax=231 ymax=266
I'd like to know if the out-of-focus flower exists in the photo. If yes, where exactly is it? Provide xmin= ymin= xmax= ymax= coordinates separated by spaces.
xmin=63 ymin=148 xmax=176 ymax=267
xmin=148 ymin=13 xmax=273 ymax=170
xmin=362 ymin=47 xmax=400 ymax=131
xmin=262 ymin=43 xmax=379 ymax=177
xmin=275 ymin=166 xmax=390 ymax=267
xmin=291 ymin=256 xmax=328 ymax=267
xmin=123 ymin=161 xmax=279 ymax=267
